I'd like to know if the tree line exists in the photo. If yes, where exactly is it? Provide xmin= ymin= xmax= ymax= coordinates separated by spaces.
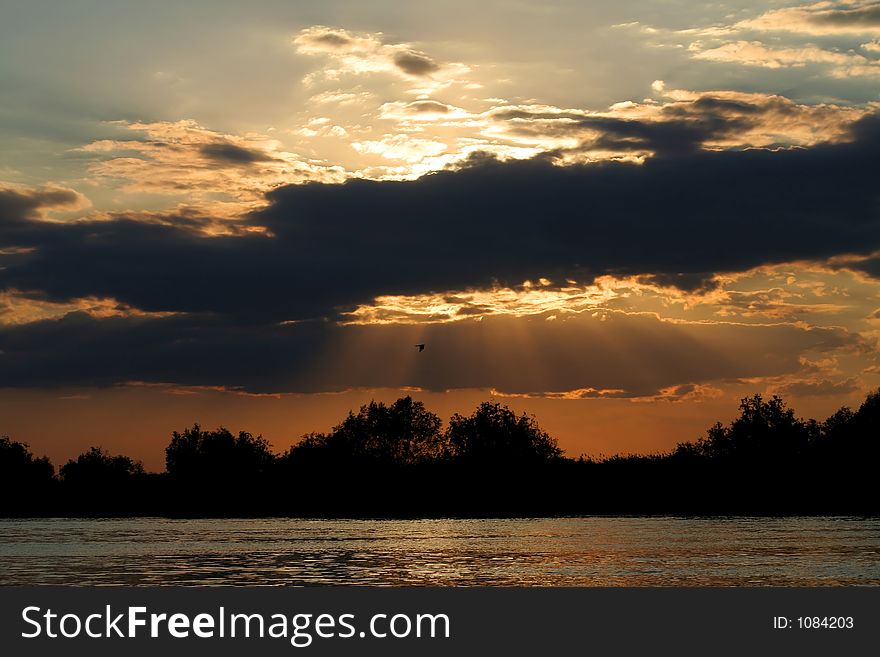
xmin=1 ymin=391 xmax=878 ymax=517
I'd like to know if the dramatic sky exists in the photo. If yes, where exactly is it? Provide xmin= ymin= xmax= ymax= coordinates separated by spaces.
xmin=2 ymin=0 xmax=880 ymax=470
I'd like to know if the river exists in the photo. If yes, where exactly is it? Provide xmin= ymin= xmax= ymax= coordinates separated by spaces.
xmin=2 ymin=517 xmax=878 ymax=586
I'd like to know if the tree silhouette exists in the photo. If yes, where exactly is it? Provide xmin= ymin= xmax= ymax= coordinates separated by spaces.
xmin=166 ymin=424 xmax=274 ymax=482
xmin=284 ymin=396 xmax=445 ymax=467
xmin=674 ymin=394 xmax=813 ymax=465
xmin=818 ymin=389 xmax=880 ymax=467
xmin=60 ymin=446 xmax=144 ymax=484
xmin=446 ymin=401 xmax=562 ymax=466
xmin=0 ymin=437 xmax=54 ymax=515
xmin=854 ymin=388 xmax=880 ymax=439
xmin=2 ymin=389 xmax=880 ymax=517
xmin=164 ymin=424 xmax=275 ymax=515
xmin=58 ymin=447 xmax=146 ymax=515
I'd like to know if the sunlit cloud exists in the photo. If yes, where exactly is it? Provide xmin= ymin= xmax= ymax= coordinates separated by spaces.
xmin=119 ymin=381 xmax=282 ymax=399
xmin=343 ymin=262 xmax=880 ymax=331
xmin=0 ymin=291 xmax=178 ymax=326
xmin=489 ymin=386 xmax=630 ymax=400
xmin=344 ymin=277 xmax=634 ymax=325
xmin=292 ymin=82 xmax=873 ymax=180
xmin=308 ymin=89 xmax=375 ymax=106
xmin=293 ymin=26 xmax=471 ymax=94
xmin=78 ymin=120 xmax=346 ymax=215
xmin=45 ymin=24 xmax=876 ymax=210
xmin=735 ymin=1 xmax=880 ymax=37
xmin=475 ymin=88 xmax=870 ymax=165
xmin=690 ymin=40 xmax=880 ymax=77
xmin=487 ymin=383 xmax=726 ymax=402
xmin=351 ymin=134 xmax=449 ymax=163
xmin=378 ymin=99 xmax=474 ymax=122
xmin=283 ymin=25 xmax=880 ymax=176
xmin=620 ymin=2 xmax=880 ymax=84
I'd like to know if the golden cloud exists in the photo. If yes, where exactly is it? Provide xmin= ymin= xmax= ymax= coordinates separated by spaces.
xmin=690 ymin=40 xmax=880 ymax=77
xmin=736 ymin=1 xmax=880 ymax=37
xmin=293 ymin=26 xmax=470 ymax=94
xmin=79 ymin=120 xmax=345 ymax=215
xmin=0 ymin=291 xmax=178 ymax=326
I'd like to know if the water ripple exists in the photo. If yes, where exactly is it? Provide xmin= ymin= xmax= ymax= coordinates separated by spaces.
xmin=1 ymin=517 xmax=878 ymax=586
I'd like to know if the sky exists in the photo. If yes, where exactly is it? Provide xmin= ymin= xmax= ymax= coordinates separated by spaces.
xmin=2 ymin=0 xmax=880 ymax=471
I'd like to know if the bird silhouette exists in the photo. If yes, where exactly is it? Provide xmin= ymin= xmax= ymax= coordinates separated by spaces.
xmin=415 ymin=343 xmax=425 ymax=352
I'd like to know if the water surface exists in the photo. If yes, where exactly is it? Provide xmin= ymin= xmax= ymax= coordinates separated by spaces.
xmin=1 ymin=517 xmax=878 ymax=586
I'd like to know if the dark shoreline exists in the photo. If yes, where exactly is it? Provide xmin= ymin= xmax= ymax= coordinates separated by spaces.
xmin=4 ymin=390 xmax=879 ymax=519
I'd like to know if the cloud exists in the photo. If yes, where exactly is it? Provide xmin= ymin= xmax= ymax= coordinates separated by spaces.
xmin=77 ymin=76 xmax=867 ymax=206
xmin=4 ymin=112 xmax=880 ymax=395
xmin=339 ymin=86 xmax=869 ymax=176
xmin=628 ymin=3 xmax=880 ymax=81
xmin=343 ymin=278 xmax=622 ymax=325
xmin=481 ymin=90 xmax=868 ymax=162
xmin=293 ymin=26 xmax=469 ymax=91
xmin=378 ymin=99 xmax=471 ymax=121
xmin=0 ymin=291 xmax=176 ymax=326
xmin=831 ymin=252 xmax=880 ymax=279
xmin=823 ymin=250 xmax=880 ymax=281
xmin=0 ymin=183 xmax=90 ymax=220
xmin=308 ymin=89 xmax=374 ymax=106
xmin=351 ymin=134 xmax=448 ymax=162
xmin=198 ymin=142 xmax=276 ymax=165
xmin=736 ymin=1 xmax=880 ymax=37
xmin=690 ymin=40 xmax=880 ymax=77
xmin=773 ymin=377 xmax=861 ymax=397
xmin=64 ymin=86 xmax=867 ymax=211
xmin=78 ymin=120 xmax=344 ymax=215
xmin=0 ymin=304 xmax=858 ymax=396
xmin=3 ymin=114 xmax=880 ymax=326
xmin=392 ymin=51 xmax=440 ymax=77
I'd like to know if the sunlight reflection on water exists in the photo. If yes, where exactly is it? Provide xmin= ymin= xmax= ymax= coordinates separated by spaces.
xmin=1 ymin=517 xmax=878 ymax=586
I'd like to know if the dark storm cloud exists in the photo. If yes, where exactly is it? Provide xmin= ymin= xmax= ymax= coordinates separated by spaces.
xmin=0 ymin=308 xmax=856 ymax=394
xmin=581 ymin=115 xmax=744 ymax=156
xmin=494 ymin=93 xmax=835 ymax=155
xmin=0 ymin=186 xmax=84 ymax=221
xmin=198 ymin=141 xmax=274 ymax=165
xmin=3 ymin=109 xmax=876 ymax=393
xmin=3 ymin=114 xmax=880 ymax=322
xmin=0 ymin=216 xmax=299 ymax=317
xmin=494 ymin=110 xmax=737 ymax=155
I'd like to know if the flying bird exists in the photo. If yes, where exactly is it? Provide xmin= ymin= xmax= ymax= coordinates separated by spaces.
xmin=415 ymin=343 xmax=425 ymax=352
